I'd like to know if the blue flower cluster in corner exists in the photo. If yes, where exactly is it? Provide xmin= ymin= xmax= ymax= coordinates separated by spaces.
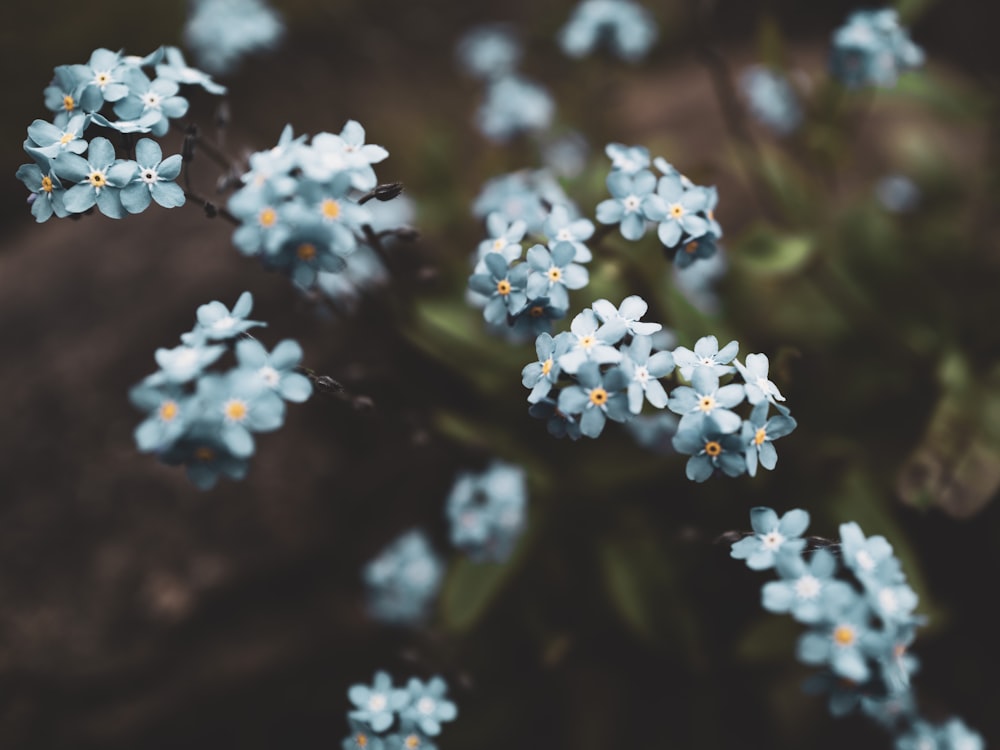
xmin=363 ymin=529 xmax=444 ymax=626
xmin=597 ymin=144 xmax=723 ymax=269
xmin=830 ymin=8 xmax=924 ymax=89
xmin=525 ymin=316 xmax=797 ymax=480
xmin=558 ymin=0 xmax=658 ymax=63
xmin=455 ymin=24 xmax=554 ymax=142
xmin=129 ymin=291 xmax=312 ymax=489
xmin=16 ymin=46 xmax=225 ymax=222
xmin=446 ymin=461 xmax=528 ymax=563
xmin=729 ymin=507 xmax=983 ymax=749
xmin=344 ymin=671 xmax=458 ymax=750
xmin=227 ymin=122 xmax=407 ymax=302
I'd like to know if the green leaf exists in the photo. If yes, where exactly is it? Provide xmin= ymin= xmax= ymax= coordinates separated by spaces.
xmin=735 ymin=224 xmax=815 ymax=275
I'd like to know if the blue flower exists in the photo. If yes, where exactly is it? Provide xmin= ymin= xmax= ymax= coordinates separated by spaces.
xmin=446 ymin=461 xmax=528 ymax=563
xmin=830 ymin=9 xmax=924 ymax=89
xmin=400 ymin=677 xmax=458 ymax=737
xmin=121 ymin=138 xmax=185 ymax=213
xmin=729 ymin=507 xmax=809 ymax=570
xmin=796 ymin=587 xmax=880 ymax=683
xmin=228 ymin=180 xmax=294 ymax=257
xmin=935 ymin=718 xmax=984 ymax=750
xmin=476 ymin=212 xmax=526 ymax=268
xmin=559 ymin=0 xmax=658 ymax=62
xmin=189 ymin=291 xmax=265 ymax=341
xmin=342 ymin=718 xmax=385 ymax=750
xmin=234 ymin=338 xmax=312 ymax=402
xmin=301 ymin=121 xmax=389 ymax=190
xmin=741 ymin=401 xmax=797 ymax=476
xmin=672 ymin=334 xmax=738 ymax=380
xmin=762 ymin=548 xmax=854 ymax=624
xmin=476 ymin=75 xmax=554 ymax=142
xmin=668 ymin=367 xmax=745 ymax=433
xmin=348 ymin=671 xmax=410 ymax=733
xmin=473 ymin=169 xmax=570 ymax=234
xmin=839 ymin=522 xmax=904 ymax=588
xmin=363 ymin=530 xmax=444 ymax=625
xmin=651 ymin=173 xmax=710 ymax=248
xmin=557 ymin=362 xmax=631 ymax=438
xmin=70 ymin=48 xmax=131 ymax=112
xmin=739 ymin=66 xmax=802 ymax=135
xmin=195 ymin=371 xmax=286 ymax=458
xmin=455 ymin=23 xmax=521 ymax=80
xmin=385 ymin=723 xmax=437 ymax=750
xmin=543 ymin=204 xmax=593 ymax=262
xmin=184 ymin=0 xmax=285 ymax=75
xmin=467 ymin=253 xmax=529 ymax=325
xmin=620 ymin=334 xmax=674 ymax=414
xmin=129 ymin=383 xmax=192 ymax=453
xmin=605 ymin=142 xmax=650 ymax=174
xmin=155 ymin=46 xmax=227 ymax=94
xmin=508 ymin=297 xmax=567 ymax=339
xmin=15 ymin=158 xmax=69 ymax=223
xmin=590 ymin=295 xmax=662 ymax=337
xmin=25 ymin=115 xmax=89 ymax=159
xmin=53 ymin=136 xmax=137 ymax=218
xmin=525 ymin=243 xmax=589 ymax=311
xmin=522 ymin=332 xmax=573 ymax=403
xmin=112 ymin=68 xmax=190 ymax=136
xmin=160 ymin=422 xmax=250 ymax=490
xmin=557 ymin=308 xmax=625 ymax=374
xmin=528 ymin=395 xmax=583 ymax=441
xmin=43 ymin=65 xmax=86 ymax=127
xmin=671 ymin=416 xmax=746 ymax=481
xmin=595 ymin=168 xmax=658 ymax=240
xmin=152 ymin=341 xmax=226 ymax=384
xmin=672 ymin=233 xmax=718 ymax=269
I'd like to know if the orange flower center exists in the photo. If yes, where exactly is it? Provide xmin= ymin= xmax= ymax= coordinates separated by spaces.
xmin=833 ymin=625 xmax=856 ymax=647
xmin=754 ymin=427 xmax=767 ymax=446
xmin=529 ymin=305 xmax=544 ymax=317
xmin=321 ymin=198 xmax=341 ymax=220
xmin=698 ymin=395 xmax=716 ymax=413
xmin=589 ymin=387 xmax=608 ymax=406
xmin=704 ymin=440 xmax=722 ymax=457
xmin=258 ymin=207 xmax=277 ymax=228
xmin=87 ymin=170 xmax=107 ymax=188
xmin=541 ymin=358 xmax=553 ymax=376
xmin=297 ymin=242 xmax=317 ymax=261
xmin=194 ymin=446 xmax=215 ymax=462
xmin=40 ymin=176 xmax=54 ymax=194
xmin=670 ymin=203 xmax=685 ymax=219
xmin=158 ymin=400 xmax=179 ymax=422
xmin=224 ymin=399 xmax=248 ymax=422
xmin=63 ymin=94 xmax=76 ymax=111
xmin=685 ymin=241 xmax=698 ymax=254
xmin=496 ymin=279 xmax=511 ymax=295
xmin=547 ymin=267 xmax=562 ymax=282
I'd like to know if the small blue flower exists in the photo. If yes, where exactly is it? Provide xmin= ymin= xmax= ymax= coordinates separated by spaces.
xmin=528 ymin=395 xmax=583 ymax=441
xmin=557 ymin=361 xmax=631 ymax=438
xmin=301 ymin=121 xmax=389 ymax=190
xmin=400 ymin=677 xmax=458 ymax=737
xmin=476 ymin=75 xmax=554 ymax=142
xmin=605 ymin=142 xmax=650 ymax=174
xmin=342 ymin=718 xmax=385 ymax=750
xmin=559 ymin=0 xmax=658 ymax=62
xmin=16 ymin=158 xmax=69 ymax=223
xmin=595 ymin=168 xmax=658 ymax=241
xmin=741 ymin=401 xmax=797 ymax=476
xmin=152 ymin=340 xmax=226 ymax=384
xmin=363 ymin=530 xmax=444 ymax=625
xmin=155 ymin=46 xmax=228 ymax=95
xmin=796 ymin=587 xmax=880 ymax=683
xmin=508 ymin=297 xmax=567 ymax=339
xmin=735 ymin=353 xmax=786 ymax=405
xmin=348 ymin=671 xmax=410 ymax=733
xmin=620 ymin=334 xmax=674 ymax=414
xmin=43 ymin=65 xmax=86 ymax=127
xmin=672 ymin=233 xmax=718 ymax=269
xmin=385 ymin=723 xmax=437 ymax=750
xmin=70 ymin=48 xmax=131 ymax=112
xmin=668 ymin=367 xmax=745 ymax=433
xmin=25 ymin=115 xmax=89 ymax=159
xmin=935 ymin=718 xmax=985 ymax=750
xmin=190 ymin=291 xmax=266 ymax=341
xmin=455 ymin=23 xmax=521 ymax=80
xmin=476 ymin=212 xmax=526 ymax=268
xmin=446 ymin=461 xmax=528 ymax=563
xmin=543 ymin=204 xmax=593 ymax=262
xmin=195 ymin=371 xmax=286 ymax=458
xmin=590 ymin=295 xmax=662 ymax=337
xmin=121 ymin=138 xmax=185 ymax=213
xmin=651 ymin=173 xmax=709 ymax=248
xmin=112 ymin=68 xmax=190 ymax=136
xmin=522 ymin=332 xmax=573 ymax=403
xmin=672 ymin=417 xmax=745 ymax=481
xmin=53 ymin=136 xmax=137 ymax=219
xmin=557 ymin=308 xmax=625 ymax=374
xmin=729 ymin=507 xmax=809 ymax=570
xmin=160 ymin=422 xmax=250 ymax=490
xmin=830 ymin=9 xmax=924 ymax=89
xmin=129 ymin=383 xmax=192 ymax=453
xmin=740 ymin=66 xmax=802 ymax=135
xmin=473 ymin=169 xmax=570 ymax=235
xmin=184 ymin=0 xmax=285 ymax=75
xmin=672 ymin=334 xmax=738 ymax=380
xmin=762 ymin=548 xmax=854 ymax=624
xmin=839 ymin=522 xmax=904 ymax=588
xmin=467 ymin=253 xmax=529 ymax=325
xmin=525 ymin=242 xmax=589 ymax=311
xmin=234 ymin=338 xmax=312 ymax=402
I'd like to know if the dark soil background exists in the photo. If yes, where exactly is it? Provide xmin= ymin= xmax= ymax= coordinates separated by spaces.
xmin=2 ymin=1 xmax=999 ymax=749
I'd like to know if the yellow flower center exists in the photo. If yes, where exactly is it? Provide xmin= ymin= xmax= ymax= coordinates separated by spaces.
xmin=708 ymin=209 xmax=715 ymax=221
xmin=670 ymin=203 xmax=685 ymax=219
xmin=529 ymin=305 xmax=544 ymax=317
xmin=258 ymin=207 xmax=277 ymax=228
xmin=579 ymin=335 xmax=595 ymax=350
xmin=541 ymin=358 xmax=553 ymax=376
xmin=355 ymin=733 xmax=368 ymax=748
xmin=547 ymin=267 xmax=562 ymax=282
xmin=194 ymin=446 xmax=215 ymax=462
xmin=320 ymin=198 xmax=341 ymax=220
xmin=40 ymin=176 xmax=54 ymax=194
xmin=685 ymin=240 xmax=698 ymax=254
xmin=158 ymin=400 xmax=179 ymax=422
xmin=404 ymin=735 xmax=420 ymax=749
xmin=59 ymin=132 xmax=75 ymax=145
xmin=496 ymin=279 xmax=511 ymax=296
xmin=95 ymin=72 xmax=111 ymax=87
xmin=87 ymin=170 xmax=107 ymax=188
xmin=754 ymin=427 xmax=767 ymax=446
xmin=224 ymin=399 xmax=248 ymax=422
xmin=698 ymin=395 xmax=716 ymax=413
xmin=833 ymin=625 xmax=856 ymax=647
xmin=589 ymin=387 xmax=608 ymax=406
xmin=63 ymin=94 xmax=76 ymax=112
xmin=297 ymin=242 xmax=317 ymax=261
xmin=704 ymin=440 xmax=722 ymax=457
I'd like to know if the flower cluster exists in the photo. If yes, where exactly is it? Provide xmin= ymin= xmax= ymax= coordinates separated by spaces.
xmin=525 ymin=312 xmax=797 ymax=478
xmin=446 ymin=461 xmax=528 ymax=563
xmin=558 ymin=0 xmax=658 ymax=63
xmin=16 ymin=46 xmax=225 ymax=222
xmin=829 ymin=8 xmax=924 ymax=89
xmin=596 ymin=145 xmax=723 ymax=269
xmin=455 ymin=24 xmax=554 ymax=142
xmin=739 ymin=66 xmax=803 ymax=136
xmin=227 ymin=122 xmax=405 ymax=300
xmin=344 ymin=671 xmax=458 ymax=750
xmin=467 ymin=199 xmax=593 ymax=339
xmin=129 ymin=292 xmax=312 ymax=489
xmin=363 ymin=529 xmax=444 ymax=626
xmin=730 ymin=507 xmax=983 ymax=749
xmin=184 ymin=0 xmax=284 ymax=75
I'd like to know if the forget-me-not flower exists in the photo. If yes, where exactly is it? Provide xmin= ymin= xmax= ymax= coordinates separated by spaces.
xmin=730 ymin=507 xmax=810 ymax=570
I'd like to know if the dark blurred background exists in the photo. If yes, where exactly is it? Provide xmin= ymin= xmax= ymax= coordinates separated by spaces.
xmin=2 ymin=1 xmax=999 ymax=748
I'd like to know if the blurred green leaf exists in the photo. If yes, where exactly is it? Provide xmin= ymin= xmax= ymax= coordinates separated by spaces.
xmin=734 ymin=224 xmax=815 ymax=275
xmin=897 ymin=354 xmax=1000 ymax=519
xmin=440 ymin=557 xmax=518 ymax=633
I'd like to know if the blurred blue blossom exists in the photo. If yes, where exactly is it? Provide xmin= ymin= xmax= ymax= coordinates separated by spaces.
xmin=446 ymin=461 xmax=528 ymax=563
xmin=363 ymin=530 xmax=444 ymax=626
xmin=830 ymin=8 xmax=923 ymax=89
xmin=876 ymin=175 xmax=920 ymax=213
xmin=739 ymin=66 xmax=802 ymax=135
xmin=559 ymin=0 xmax=658 ymax=62
xmin=455 ymin=24 xmax=522 ymax=81
xmin=184 ymin=0 xmax=285 ymax=75
xmin=476 ymin=75 xmax=555 ymax=142
xmin=400 ymin=677 xmax=459 ymax=736
xmin=729 ymin=507 xmax=809 ymax=570
xmin=348 ymin=671 xmax=410 ymax=733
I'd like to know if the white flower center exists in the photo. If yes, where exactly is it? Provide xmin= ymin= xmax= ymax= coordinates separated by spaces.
xmin=855 ymin=550 xmax=876 ymax=572
xmin=258 ymin=365 xmax=280 ymax=387
xmin=634 ymin=366 xmax=649 ymax=384
xmin=492 ymin=238 xmax=506 ymax=251
xmin=140 ymin=168 xmax=159 ymax=185
xmin=699 ymin=356 xmax=716 ymax=367
xmin=623 ymin=195 xmax=641 ymax=212
xmin=761 ymin=531 xmax=785 ymax=550
xmin=175 ymin=348 xmax=199 ymax=369
xmin=557 ymin=228 xmax=573 ymax=241
xmin=417 ymin=697 xmax=436 ymax=715
xmin=367 ymin=693 xmax=387 ymax=712
xmin=794 ymin=575 xmax=821 ymax=600
xmin=212 ymin=316 xmax=236 ymax=331
xmin=878 ymin=588 xmax=898 ymax=613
